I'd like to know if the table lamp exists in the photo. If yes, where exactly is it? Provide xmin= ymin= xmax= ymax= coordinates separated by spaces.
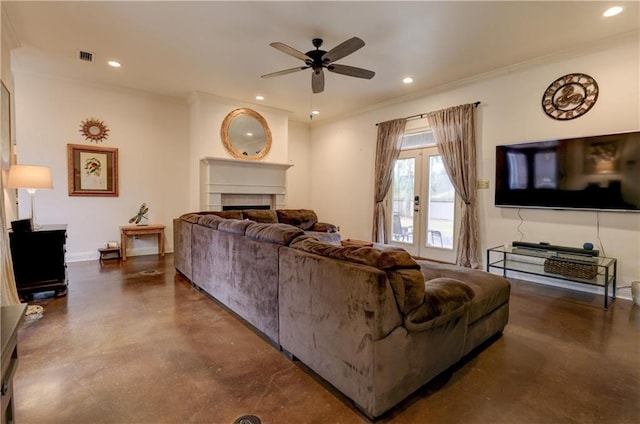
xmin=7 ymin=164 xmax=53 ymax=229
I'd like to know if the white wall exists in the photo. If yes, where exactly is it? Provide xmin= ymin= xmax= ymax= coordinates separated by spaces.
xmin=286 ymin=120 xmax=311 ymax=208
xmin=187 ymin=92 xmax=291 ymax=211
xmin=311 ymin=114 xmax=378 ymax=237
xmin=310 ymin=36 xmax=640 ymax=291
xmin=13 ymin=73 xmax=190 ymax=261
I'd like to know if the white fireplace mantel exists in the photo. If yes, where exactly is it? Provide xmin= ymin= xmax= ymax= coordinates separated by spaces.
xmin=200 ymin=157 xmax=293 ymax=211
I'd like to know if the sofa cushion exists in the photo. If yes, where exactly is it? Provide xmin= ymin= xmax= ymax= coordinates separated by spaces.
xmin=290 ymin=236 xmax=419 ymax=270
xmin=418 ymin=260 xmax=510 ymax=324
xmin=179 ymin=213 xmax=202 ymax=224
xmin=404 ymin=277 xmax=474 ymax=332
xmin=290 ymin=236 xmax=423 ymax=314
xmin=194 ymin=210 xmax=243 ymax=219
xmin=217 ymin=219 xmax=252 ymax=236
xmin=385 ymin=269 xmax=428 ymax=314
xmin=304 ymin=231 xmax=341 ymax=244
xmin=276 ymin=209 xmax=318 ymax=230
xmin=311 ymin=222 xmax=339 ymax=233
xmin=198 ymin=214 xmax=225 ymax=229
xmin=245 ymin=222 xmax=304 ymax=245
xmin=243 ymin=209 xmax=278 ymax=224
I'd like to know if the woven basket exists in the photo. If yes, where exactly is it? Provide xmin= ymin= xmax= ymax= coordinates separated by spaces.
xmin=543 ymin=258 xmax=597 ymax=280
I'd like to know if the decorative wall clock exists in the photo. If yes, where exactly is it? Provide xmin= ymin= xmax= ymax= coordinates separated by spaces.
xmin=541 ymin=73 xmax=598 ymax=120
xmin=79 ymin=118 xmax=110 ymax=142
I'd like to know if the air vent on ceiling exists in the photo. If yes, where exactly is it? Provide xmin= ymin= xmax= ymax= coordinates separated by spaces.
xmin=78 ymin=50 xmax=94 ymax=62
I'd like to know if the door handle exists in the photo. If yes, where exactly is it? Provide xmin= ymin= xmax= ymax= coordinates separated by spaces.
xmin=414 ymin=195 xmax=420 ymax=206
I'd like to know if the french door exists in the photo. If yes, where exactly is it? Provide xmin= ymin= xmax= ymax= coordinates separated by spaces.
xmin=388 ymin=147 xmax=459 ymax=262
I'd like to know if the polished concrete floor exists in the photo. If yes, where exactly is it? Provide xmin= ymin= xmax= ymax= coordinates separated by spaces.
xmin=13 ymin=254 xmax=640 ymax=424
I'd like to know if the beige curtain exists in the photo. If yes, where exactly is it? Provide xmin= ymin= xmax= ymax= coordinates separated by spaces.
xmin=426 ymin=103 xmax=480 ymax=269
xmin=1 ymin=170 xmax=20 ymax=305
xmin=372 ymin=119 xmax=407 ymax=243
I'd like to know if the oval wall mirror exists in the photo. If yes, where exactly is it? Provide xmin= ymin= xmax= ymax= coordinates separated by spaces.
xmin=220 ymin=108 xmax=272 ymax=160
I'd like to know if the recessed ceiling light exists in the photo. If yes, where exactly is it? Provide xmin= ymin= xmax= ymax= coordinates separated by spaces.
xmin=603 ymin=6 xmax=623 ymax=17
xmin=246 ymin=132 xmax=253 ymax=137
xmin=108 ymin=60 xmax=121 ymax=68
xmin=403 ymin=77 xmax=413 ymax=84
xmin=255 ymin=95 xmax=264 ymax=101
xmin=311 ymin=110 xmax=320 ymax=115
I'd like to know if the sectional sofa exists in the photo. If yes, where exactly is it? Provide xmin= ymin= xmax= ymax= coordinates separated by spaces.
xmin=173 ymin=210 xmax=510 ymax=418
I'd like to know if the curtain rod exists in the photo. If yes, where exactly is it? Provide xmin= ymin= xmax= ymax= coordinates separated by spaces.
xmin=375 ymin=101 xmax=481 ymax=126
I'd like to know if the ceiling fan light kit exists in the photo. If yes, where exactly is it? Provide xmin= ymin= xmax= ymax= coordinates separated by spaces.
xmin=261 ymin=37 xmax=375 ymax=93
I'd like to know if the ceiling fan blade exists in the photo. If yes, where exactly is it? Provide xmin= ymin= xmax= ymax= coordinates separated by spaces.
xmin=270 ymin=42 xmax=312 ymax=63
xmin=322 ymin=37 xmax=365 ymax=63
xmin=312 ymin=70 xmax=324 ymax=93
xmin=261 ymin=66 xmax=308 ymax=78
xmin=327 ymin=64 xmax=375 ymax=79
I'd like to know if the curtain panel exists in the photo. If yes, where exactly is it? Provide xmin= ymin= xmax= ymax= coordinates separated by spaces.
xmin=1 ymin=170 xmax=20 ymax=305
xmin=426 ymin=103 xmax=480 ymax=269
xmin=372 ymin=119 xmax=407 ymax=243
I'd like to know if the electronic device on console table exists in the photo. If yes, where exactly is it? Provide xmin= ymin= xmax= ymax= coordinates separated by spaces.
xmin=511 ymin=241 xmax=599 ymax=261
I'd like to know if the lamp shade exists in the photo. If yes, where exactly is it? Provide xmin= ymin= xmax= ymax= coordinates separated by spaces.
xmin=7 ymin=164 xmax=53 ymax=189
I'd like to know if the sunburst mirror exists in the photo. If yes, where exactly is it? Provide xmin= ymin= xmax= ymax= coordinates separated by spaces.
xmin=80 ymin=118 xmax=110 ymax=143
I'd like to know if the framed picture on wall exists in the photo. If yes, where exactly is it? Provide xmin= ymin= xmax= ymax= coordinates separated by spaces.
xmin=1 ymin=81 xmax=11 ymax=170
xmin=583 ymin=138 xmax=621 ymax=175
xmin=67 ymin=144 xmax=119 ymax=196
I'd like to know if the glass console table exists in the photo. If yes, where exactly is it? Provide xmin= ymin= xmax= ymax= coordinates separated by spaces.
xmin=486 ymin=245 xmax=617 ymax=310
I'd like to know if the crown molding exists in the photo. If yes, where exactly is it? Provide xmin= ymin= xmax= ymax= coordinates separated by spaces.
xmin=188 ymin=91 xmax=292 ymax=116
xmin=310 ymin=29 xmax=640 ymax=129
xmin=13 ymin=70 xmax=188 ymax=105
xmin=1 ymin=6 xmax=21 ymax=51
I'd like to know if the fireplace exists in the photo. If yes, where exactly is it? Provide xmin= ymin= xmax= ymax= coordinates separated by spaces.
xmin=222 ymin=205 xmax=271 ymax=211
xmin=200 ymin=157 xmax=293 ymax=211
xmin=221 ymin=193 xmax=274 ymax=210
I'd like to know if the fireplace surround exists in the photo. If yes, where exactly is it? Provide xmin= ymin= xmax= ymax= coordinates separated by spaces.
xmin=200 ymin=157 xmax=293 ymax=211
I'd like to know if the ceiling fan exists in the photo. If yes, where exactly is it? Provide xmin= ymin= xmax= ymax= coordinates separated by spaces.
xmin=261 ymin=37 xmax=375 ymax=94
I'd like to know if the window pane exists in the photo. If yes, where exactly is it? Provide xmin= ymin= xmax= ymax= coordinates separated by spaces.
xmin=426 ymin=155 xmax=454 ymax=249
xmin=506 ymin=151 xmax=528 ymax=189
xmin=401 ymin=130 xmax=436 ymax=149
xmin=534 ymin=151 xmax=557 ymax=189
xmin=392 ymin=158 xmax=414 ymax=243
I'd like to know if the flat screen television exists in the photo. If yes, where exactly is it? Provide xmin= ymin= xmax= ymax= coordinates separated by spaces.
xmin=495 ymin=131 xmax=640 ymax=212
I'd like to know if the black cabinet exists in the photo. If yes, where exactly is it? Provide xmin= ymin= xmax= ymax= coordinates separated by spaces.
xmin=9 ymin=225 xmax=68 ymax=301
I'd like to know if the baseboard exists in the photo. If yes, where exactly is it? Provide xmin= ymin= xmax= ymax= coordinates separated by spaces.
xmin=66 ymin=251 xmax=99 ymax=262
xmin=66 ymin=248 xmax=173 ymax=263
xmin=509 ymin=271 xmax=603 ymax=294
xmin=500 ymin=270 xmax=634 ymax=302
xmin=616 ymin=289 xmax=633 ymax=302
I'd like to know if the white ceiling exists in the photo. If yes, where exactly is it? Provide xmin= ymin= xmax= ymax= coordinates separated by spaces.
xmin=3 ymin=1 xmax=639 ymax=123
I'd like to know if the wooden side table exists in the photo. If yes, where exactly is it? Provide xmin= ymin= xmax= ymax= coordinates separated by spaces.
xmin=119 ymin=224 xmax=166 ymax=261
